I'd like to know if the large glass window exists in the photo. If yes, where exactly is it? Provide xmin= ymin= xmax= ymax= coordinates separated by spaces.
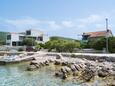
xmin=82 ymin=35 xmax=89 ymax=40
xmin=12 ymin=42 xmax=16 ymax=46
xmin=7 ymin=35 xmax=11 ymax=40
xmin=26 ymin=30 xmax=31 ymax=35
xmin=38 ymin=37 xmax=43 ymax=41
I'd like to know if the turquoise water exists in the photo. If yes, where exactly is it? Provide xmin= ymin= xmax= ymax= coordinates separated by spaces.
xmin=0 ymin=62 xmax=81 ymax=86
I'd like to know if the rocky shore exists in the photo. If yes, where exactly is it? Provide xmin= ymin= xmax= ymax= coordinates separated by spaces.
xmin=27 ymin=53 xmax=115 ymax=85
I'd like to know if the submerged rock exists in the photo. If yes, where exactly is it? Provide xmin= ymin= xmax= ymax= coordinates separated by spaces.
xmin=62 ymin=73 xmax=68 ymax=79
xmin=55 ymin=72 xmax=62 ymax=77
xmin=27 ymin=65 xmax=37 ymax=71
xmin=44 ymin=60 xmax=49 ymax=66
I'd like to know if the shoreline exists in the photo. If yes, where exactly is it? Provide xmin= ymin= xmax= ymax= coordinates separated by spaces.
xmin=0 ymin=51 xmax=115 ymax=85
xmin=25 ymin=52 xmax=115 ymax=85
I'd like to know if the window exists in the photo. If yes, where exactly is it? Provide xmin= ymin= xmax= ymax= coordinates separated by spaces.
xmin=38 ymin=37 xmax=43 ymax=41
xmin=26 ymin=30 xmax=31 ymax=35
xmin=82 ymin=35 xmax=89 ymax=40
xmin=7 ymin=35 xmax=11 ymax=40
xmin=18 ymin=42 xmax=23 ymax=46
xmin=12 ymin=42 xmax=16 ymax=46
xmin=19 ymin=36 xmax=25 ymax=41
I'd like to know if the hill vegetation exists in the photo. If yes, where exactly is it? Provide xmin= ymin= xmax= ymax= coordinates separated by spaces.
xmin=50 ymin=36 xmax=79 ymax=42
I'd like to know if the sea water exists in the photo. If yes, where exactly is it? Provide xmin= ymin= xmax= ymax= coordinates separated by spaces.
xmin=0 ymin=62 xmax=110 ymax=86
xmin=0 ymin=62 xmax=80 ymax=86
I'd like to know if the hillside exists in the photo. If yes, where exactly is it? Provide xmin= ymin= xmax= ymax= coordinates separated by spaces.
xmin=50 ymin=36 xmax=79 ymax=42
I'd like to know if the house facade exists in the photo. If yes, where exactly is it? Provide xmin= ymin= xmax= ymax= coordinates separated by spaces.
xmin=6 ymin=29 xmax=49 ymax=46
xmin=82 ymin=29 xmax=113 ymax=41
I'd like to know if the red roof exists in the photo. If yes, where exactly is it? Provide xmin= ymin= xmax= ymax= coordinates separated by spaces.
xmin=83 ymin=30 xmax=112 ymax=38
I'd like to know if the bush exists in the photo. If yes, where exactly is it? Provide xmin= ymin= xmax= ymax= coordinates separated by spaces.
xmin=35 ymin=44 xmax=41 ymax=51
xmin=44 ymin=39 xmax=80 ymax=52
xmin=89 ymin=37 xmax=115 ymax=53
xmin=92 ymin=38 xmax=106 ymax=50
xmin=108 ymin=37 xmax=115 ymax=53
xmin=22 ymin=38 xmax=36 ymax=46
xmin=18 ymin=48 xmax=24 ymax=51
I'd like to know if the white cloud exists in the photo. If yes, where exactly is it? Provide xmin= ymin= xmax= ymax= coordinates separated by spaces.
xmin=2 ymin=17 xmax=76 ymax=31
xmin=0 ymin=14 xmax=109 ymax=33
xmin=5 ymin=17 xmax=40 ymax=27
xmin=2 ymin=17 xmax=62 ymax=31
xmin=79 ymin=14 xmax=104 ymax=23
xmin=61 ymin=21 xmax=74 ymax=28
xmin=2 ymin=15 xmax=105 ymax=31
xmin=76 ymin=14 xmax=106 ymax=30
xmin=46 ymin=21 xmax=61 ymax=29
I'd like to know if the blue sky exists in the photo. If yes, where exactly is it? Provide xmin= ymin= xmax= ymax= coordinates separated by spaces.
xmin=0 ymin=0 xmax=115 ymax=39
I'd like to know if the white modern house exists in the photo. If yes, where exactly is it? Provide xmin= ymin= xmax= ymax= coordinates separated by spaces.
xmin=6 ymin=29 xmax=49 ymax=46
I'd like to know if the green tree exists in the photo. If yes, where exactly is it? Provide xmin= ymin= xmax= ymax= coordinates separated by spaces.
xmin=108 ymin=37 xmax=115 ymax=53
xmin=44 ymin=39 xmax=80 ymax=52
xmin=35 ymin=44 xmax=41 ymax=51
xmin=22 ymin=38 xmax=36 ymax=46
xmin=92 ymin=38 xmax=106 ymax=50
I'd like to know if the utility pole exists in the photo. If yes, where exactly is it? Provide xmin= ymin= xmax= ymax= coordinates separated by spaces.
xmin=106 ymin=18 xmax=109 ymax=53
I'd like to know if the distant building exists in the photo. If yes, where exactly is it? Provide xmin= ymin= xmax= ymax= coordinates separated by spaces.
xmin=6 ymin=29 xmax=49 ymax=46
xmin=82 ymin=29 xmax=113 ymax=41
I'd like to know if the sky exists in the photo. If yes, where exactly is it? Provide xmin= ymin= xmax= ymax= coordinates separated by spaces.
xmin=0 ymin=0 xmax=115 ymax=39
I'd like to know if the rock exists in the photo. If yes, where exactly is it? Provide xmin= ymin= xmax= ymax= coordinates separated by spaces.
xmin=74 ymin=64 xmax=81 ymax=71
xmin=48 ymin=59 xmax=53 ymax=63
xmin=62 ymin=73 xmax=67 ymax=79
xmin=61 ymin=67 xmax=67 ymax=73
xmin=64 ymin=66 xmax=71 ymax=74
xmin=81 ymin=66 xmax=96 ymax=81
xmin=34 ymin=64 xmax=40 ymax=68
xmin=40 ymin=62 xmax=45 ymax=66
xmin=73 ymin=72 xmax=78 ymax=76
xmin=56 ymin=55 xmax=61 ymax=59
xmin=45 ymin=60 xmax=49 ymax=66
xmin=62 ymin=62 xmax=69 ymax=66
xmin=107 ymin=83 xmax=115 ymax=86
xmin=98 ymin=67 xmax=110 ymax=77
xmin=27 ymin=65 xmax=37 ymax=71
xmin=70 ymin=65 xmax=77 ymax=72
xmin=54 ymin=60 xmax=61 ymax=65
xmin=31 ymin=57 xmax=36 ymax=60
xmin=55 ymin=72 xmax=61 ymax=77
xmin=30 ymin=61 xmax=38 ymax=65
xmin=112 ymin=65 xmax=115 ymax=71
xmin=85 ymin=62 xmax=94 ymax=67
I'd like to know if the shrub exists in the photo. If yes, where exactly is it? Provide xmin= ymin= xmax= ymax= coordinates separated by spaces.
xmin=18 ymin=48 xmax=24 ymax=51
xmin=22 ymin=38 xmax=36 ymax=46
xmin=44 ymin=39 xmax=80 ymax=52
xmin=35 ymin=44 xmax=41 ymax=51
xmin=92 ymin=38 xmax=106 ymax=50
xmin=108 ymin=37 xmax=115 ymax=53
xmin=90 ymin=37 xmax=115 ymax=53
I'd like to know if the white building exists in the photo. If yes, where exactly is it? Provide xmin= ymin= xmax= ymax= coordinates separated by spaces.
xmin=6 ymin=29 xmax=49 ymax=46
